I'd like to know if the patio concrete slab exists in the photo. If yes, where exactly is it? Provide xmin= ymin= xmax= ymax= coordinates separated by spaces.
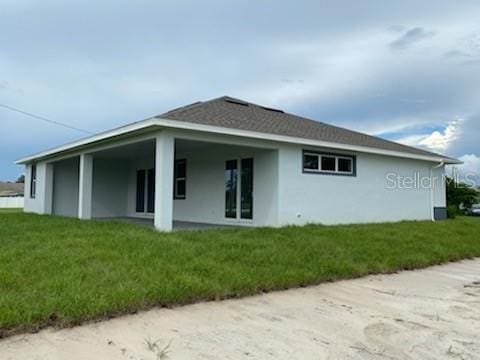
xmin=1 ymin=259 xmax=479 ymax=359
xmin=97 ymin=217 xmax=237 ymax=231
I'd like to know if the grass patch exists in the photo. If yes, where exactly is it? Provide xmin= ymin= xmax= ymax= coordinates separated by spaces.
xmin=0 ymin=208 xmax=22 ymax=214
xmin=0 ymin=212 xmax=479 ymax=337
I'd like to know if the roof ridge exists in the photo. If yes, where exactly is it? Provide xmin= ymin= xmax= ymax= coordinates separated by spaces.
xmin=162 ymin=100 xmax=204 ymax=115
xmin=161 ymin=96 xmax=247 ymax=115
xmin=213 ymin=96 xmax=285 ymax=113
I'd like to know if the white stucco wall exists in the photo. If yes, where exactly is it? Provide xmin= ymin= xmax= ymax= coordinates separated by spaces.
xmin=250 ymin=149 xmax=279 ymax=226
xmin=432 ymin=166 xmax=447 ymax=208
xmin=24 ymin=161 xmax=53 ymax=214
xmin=91 ymin=158 xmax=129 ymax=218
xmin=277 ymin=144 xmax=446 ymax=226
xmin=52 ymin=157 xmax=79 ymax=217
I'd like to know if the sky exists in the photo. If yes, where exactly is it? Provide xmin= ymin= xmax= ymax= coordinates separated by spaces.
xmin=1 ymin=0 xmax=479 ymax=183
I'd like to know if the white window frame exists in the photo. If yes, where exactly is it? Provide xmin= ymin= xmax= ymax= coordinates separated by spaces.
xmin=303 ymin=151 xmax=355 ymax=176
xmin=224 ymin=157 xmax=254 ymax=223
xmin=320 ymin=154 xmax=337 ymax=173
xmin=135 ymin=168 xmax=155 ymax=215
xmin=336 ymin=156 xmax=354 ymax=174
xmin=174 ymin=159 xmax=186 ymax=200
xmin=303 ymin=153 xmax=320 ymax=171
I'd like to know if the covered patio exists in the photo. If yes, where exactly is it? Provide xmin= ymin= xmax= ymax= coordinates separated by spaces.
xmin=47 ymin=131 xmax=279 ymax=231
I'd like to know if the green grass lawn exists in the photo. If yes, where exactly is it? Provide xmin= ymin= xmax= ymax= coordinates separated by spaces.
xmin=0 ymin=210 xmax=479 ymax=337
xmin=0 ymin=208 xmax=22 ymax=214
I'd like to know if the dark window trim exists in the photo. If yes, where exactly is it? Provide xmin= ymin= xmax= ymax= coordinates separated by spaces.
xmin=135 ymin=169 xmax=146 ymax=213
xmin=302 ymin=150 xmax=357 ymax=177
xmin=147 ymin=168 xmax=155 ymax=213
xmin=30 ymin=163 xmax=37 ymax=199
xmin=136 ymin=168 xmax=155 ymax=213
xmin=174 ymin=159 xmax=187 ymax=200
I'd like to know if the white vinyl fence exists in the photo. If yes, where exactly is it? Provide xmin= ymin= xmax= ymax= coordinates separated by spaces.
xmin=0 ymin=197 xmax=24 ymax=208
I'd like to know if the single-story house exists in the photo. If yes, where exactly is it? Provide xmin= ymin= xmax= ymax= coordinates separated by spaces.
xmin=16 ymin=96 xmax=460 ymax=231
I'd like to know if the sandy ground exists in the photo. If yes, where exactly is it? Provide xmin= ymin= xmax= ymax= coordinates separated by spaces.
xmin=1 ymin=259 xmax=480 ymax=360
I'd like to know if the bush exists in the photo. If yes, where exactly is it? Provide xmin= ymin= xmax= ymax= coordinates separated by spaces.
xmin=447 ymin=205 xmax=459 ymax=219
xmin=446 ymin=176 xmax=479 ymax=209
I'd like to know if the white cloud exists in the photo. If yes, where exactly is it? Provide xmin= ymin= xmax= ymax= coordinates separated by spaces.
xmin=396 ymin=118 xmax=463 ymax=153
xmin=418 ymin=118 xmax=463 ymax=152
xmin=447 ymin=154 xmax=480 ymax=187
xmin=458 ymin=154 xmax=480 ymax=173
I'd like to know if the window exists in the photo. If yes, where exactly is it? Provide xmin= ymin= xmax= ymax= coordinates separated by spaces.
xmin=225 ymin=160 xmax=238 ymax=218
xmin=136 ymin=168 xmax=155 ymax=213
xmin=321 ymin=156 xmax=336 ymax=172
xmin=136 ymin=170 xmax=146 ymax=212
xmin=30 ymin=164 xmax=37 ymax=198
xmin=174 ymin=159 xmax=186 ymax=199
xmin=338 ymin=157 xmax=352 ymax=173
xmin=303 ymin=151 xmax=355 ymax=176
xmin=303 ymin=154 xmax=318 ymax=170
xmin=225 ymin=158 xmax=254 ymax=220
xmin=240 ymin=158 xmax=253 ymax=219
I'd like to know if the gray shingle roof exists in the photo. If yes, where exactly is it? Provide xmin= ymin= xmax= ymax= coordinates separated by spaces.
xmin=159 ymin=96 xmax=452 ymax=160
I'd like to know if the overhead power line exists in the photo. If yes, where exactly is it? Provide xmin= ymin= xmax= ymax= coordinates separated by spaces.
xmin=0 ymin=102 xmax=93 ymax=134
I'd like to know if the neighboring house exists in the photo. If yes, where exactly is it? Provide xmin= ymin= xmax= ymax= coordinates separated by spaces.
xmin=0 ymin=182 xmax=24 ymax=208
xmin=0 ymin=182 xmax=24 ymax=197
xmin=15 ymin=96 xmax=460 ymax=231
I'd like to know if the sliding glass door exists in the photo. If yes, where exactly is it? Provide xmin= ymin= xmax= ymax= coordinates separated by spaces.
xmin=240 ymin=158 xmax=253 ymax=219
xmin=225 ymin=158 xmax=253 ymax=220
xmin=225 ymin=160 xmax=238 ymax=218
xmin=136 ymin=168 xmax=155 ymax=214
xmin=136 ymin=170 xmax=146 ymax=213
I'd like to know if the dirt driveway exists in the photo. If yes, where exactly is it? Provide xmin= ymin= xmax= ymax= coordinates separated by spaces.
xmin=1 ymin=259 xmax=479 ymax=360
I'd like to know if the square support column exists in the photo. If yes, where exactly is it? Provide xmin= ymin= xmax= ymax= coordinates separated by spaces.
xmin=43 ymin=163 xmax=54 ymax=214
xmin=154 ymin=132 xmax=174 ymax=231
xmin=78 ymin=153 xmax=93 ymax=219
